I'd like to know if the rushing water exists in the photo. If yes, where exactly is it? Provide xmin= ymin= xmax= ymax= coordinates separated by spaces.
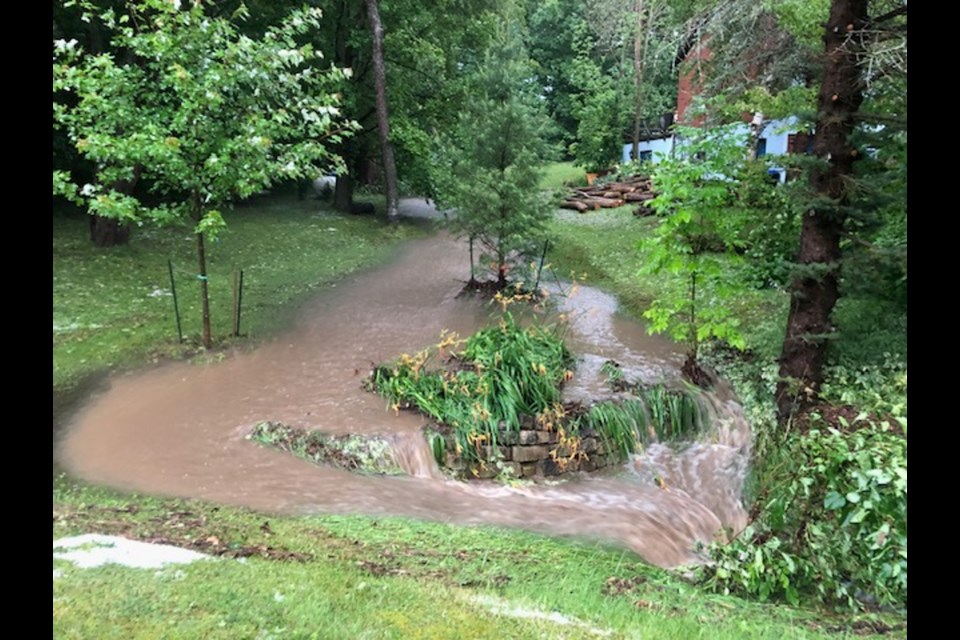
xmin=56 ymin=200 xmax=751 ymax=567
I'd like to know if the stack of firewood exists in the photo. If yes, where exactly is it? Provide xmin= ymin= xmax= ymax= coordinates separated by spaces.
xmin=559 ymin=175 xmax=658 ymax=217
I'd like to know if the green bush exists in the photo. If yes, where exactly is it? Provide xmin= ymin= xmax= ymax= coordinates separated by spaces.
xmin=699 ymin=422 xmax=907 ymax=610
xmin=820 ymin=355 xmax=907 ymax=420
xmin=369 ymin=305 xmax=711 ymax=467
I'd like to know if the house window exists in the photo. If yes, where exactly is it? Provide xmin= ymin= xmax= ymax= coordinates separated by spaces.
xmin=787 ymin=132 xmax=815 ymax=155
xmin=639 ymin=150 xmax=652 ymax=162
xmin=756 ymin=138 xmax=767 ymax=158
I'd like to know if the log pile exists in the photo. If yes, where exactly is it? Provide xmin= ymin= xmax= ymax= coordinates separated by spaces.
xmin=559 ymin=175 xmax=658 ymax=217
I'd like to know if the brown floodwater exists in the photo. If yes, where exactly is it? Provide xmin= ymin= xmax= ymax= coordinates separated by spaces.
xmin=56 ymin=201 xmax=751 ymax=567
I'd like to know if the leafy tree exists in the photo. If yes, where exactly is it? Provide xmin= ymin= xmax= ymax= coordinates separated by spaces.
xmin=53 ymin=0 xmax=355 ymax=348
xmin=568 ymin=47 xmax=626 ymax=173
xmin=377 ymin=0 xmax=498 ymax=202
xmin=641 ymin=123 xmax=763 ymax=381
xmin=668 ymin=0 xmax=907 ymax=417
xmin=434 ymin=3 xmax=557 ymax=289
xmin=526 ymin=0 xmax=585 ymax=150
xmin=528 ymin=0 xmax=680 ymax=171
xmin=53 ymin=0 xmax=143 ymax=247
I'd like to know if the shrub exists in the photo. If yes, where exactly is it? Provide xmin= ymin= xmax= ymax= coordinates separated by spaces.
xmin=699 ymin=420 xmax=907 ymax=610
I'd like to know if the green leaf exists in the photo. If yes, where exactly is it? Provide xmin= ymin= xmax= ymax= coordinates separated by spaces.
xmin=824 ymin=491 xmax=846 ymax=510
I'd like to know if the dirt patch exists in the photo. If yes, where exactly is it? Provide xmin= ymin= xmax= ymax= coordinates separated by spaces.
xmin=601 ymin=575 xmax=648 ymax=596
xmin=53 ymin=504 xmax=311 ymax=562
xmin=681 ymin=353 xmax=718 ymax=390
xmin=455 ymin=279 xmax=547 ymax=301
xmin=818 ymin=618 xmax=907 ymax=636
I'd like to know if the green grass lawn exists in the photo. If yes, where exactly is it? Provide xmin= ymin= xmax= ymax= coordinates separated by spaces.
xmin=54 ymin=478 xmax=903 ymax=639
xmin=53 ymin=192 xmax=424 ymax=393
xmin=540 ymin=161 xmax=589 ymax=190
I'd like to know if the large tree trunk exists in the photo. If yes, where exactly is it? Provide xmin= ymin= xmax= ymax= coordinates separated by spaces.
xmin=89 ymin=215 xmax=130 ymax=247
xmin=365 ymin=0 xmax=400 ymax=223
xmin=631 ymin=0 xmax=649 ymax=162
xmin=88 ymin=165 xmax=140 ymax=247
xmin=334 ymin=169 xmax=354 ymax=212
xmin=775 ymin=0 xmax=868 ymax=423
xmin=332 ymin=4 xmax=358 ymax=214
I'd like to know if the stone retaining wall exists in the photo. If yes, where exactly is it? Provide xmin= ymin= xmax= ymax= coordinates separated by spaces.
xmin=435 ymin=423 xmax=625 ymax=480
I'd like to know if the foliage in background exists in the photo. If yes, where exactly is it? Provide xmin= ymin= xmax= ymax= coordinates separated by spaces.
xmin=567 ymin=25 xmax=627 ymax=173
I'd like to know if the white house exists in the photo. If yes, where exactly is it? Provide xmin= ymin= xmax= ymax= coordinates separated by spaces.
xmin=621 ymin=116 xmax=808 ymax=183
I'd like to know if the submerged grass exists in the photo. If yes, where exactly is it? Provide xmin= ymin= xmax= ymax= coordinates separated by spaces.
xmin=53 ymin=192 xmax=424 ymax=394
xmin=53 ymin=477 xmax=905 ymax=639
xmin=579 ymin=388 xmax=708 ymax=460
xmin=249 ymin=421 xmax=404 ymax=475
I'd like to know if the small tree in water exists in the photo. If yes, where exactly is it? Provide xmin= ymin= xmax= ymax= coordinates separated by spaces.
xmin=641 ymin=122 xmax=773 ymax=384
xmin=434 ymin=4 xmax=556 ymax=289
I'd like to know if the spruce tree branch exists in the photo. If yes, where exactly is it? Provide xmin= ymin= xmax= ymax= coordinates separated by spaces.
xmin=851 ymin=112 xmax=907 ymax=126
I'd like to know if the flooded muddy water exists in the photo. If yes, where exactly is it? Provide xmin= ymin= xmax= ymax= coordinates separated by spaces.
xmin=56 ymin=201 xmax=751 ymax=567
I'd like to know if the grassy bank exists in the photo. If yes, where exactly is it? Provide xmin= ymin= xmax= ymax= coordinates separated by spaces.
xmin=54 ymin=478 xmax=904 ymax=639
xmin=545 ymin=206 xmax=793 ymax=362
xmin=53 ymin=192 xmax=423 ymax=394
xmin=540 ymin=161 xmax=589 ymax=190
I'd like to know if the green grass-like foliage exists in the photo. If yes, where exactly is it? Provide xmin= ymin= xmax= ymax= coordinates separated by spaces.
xmin=370 ymin=311 xmax=573 ymax=461
xmin=580 ymin=391 xmax=708 ymax=459
xmin=700 ymin=421 xmax=907 ymax=611
xmin=370 ymin=310 xmax=710 ymax=467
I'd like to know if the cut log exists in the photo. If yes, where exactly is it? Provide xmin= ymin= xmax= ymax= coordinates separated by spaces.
xmin=564 ymin=175 xmax=652 ymax=209
xmin=560 ymin=200 xmax=590 ymax=213
xmin=587 ymin=197 xmax=623 ymax=208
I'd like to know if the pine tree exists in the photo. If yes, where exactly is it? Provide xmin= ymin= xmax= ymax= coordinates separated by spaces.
xmin=434 ymin=5 xmax=557 ymax=289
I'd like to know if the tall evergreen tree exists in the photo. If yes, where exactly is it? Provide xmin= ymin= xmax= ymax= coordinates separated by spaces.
xmin=434 ymin=3 xmax=556 ymax=288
